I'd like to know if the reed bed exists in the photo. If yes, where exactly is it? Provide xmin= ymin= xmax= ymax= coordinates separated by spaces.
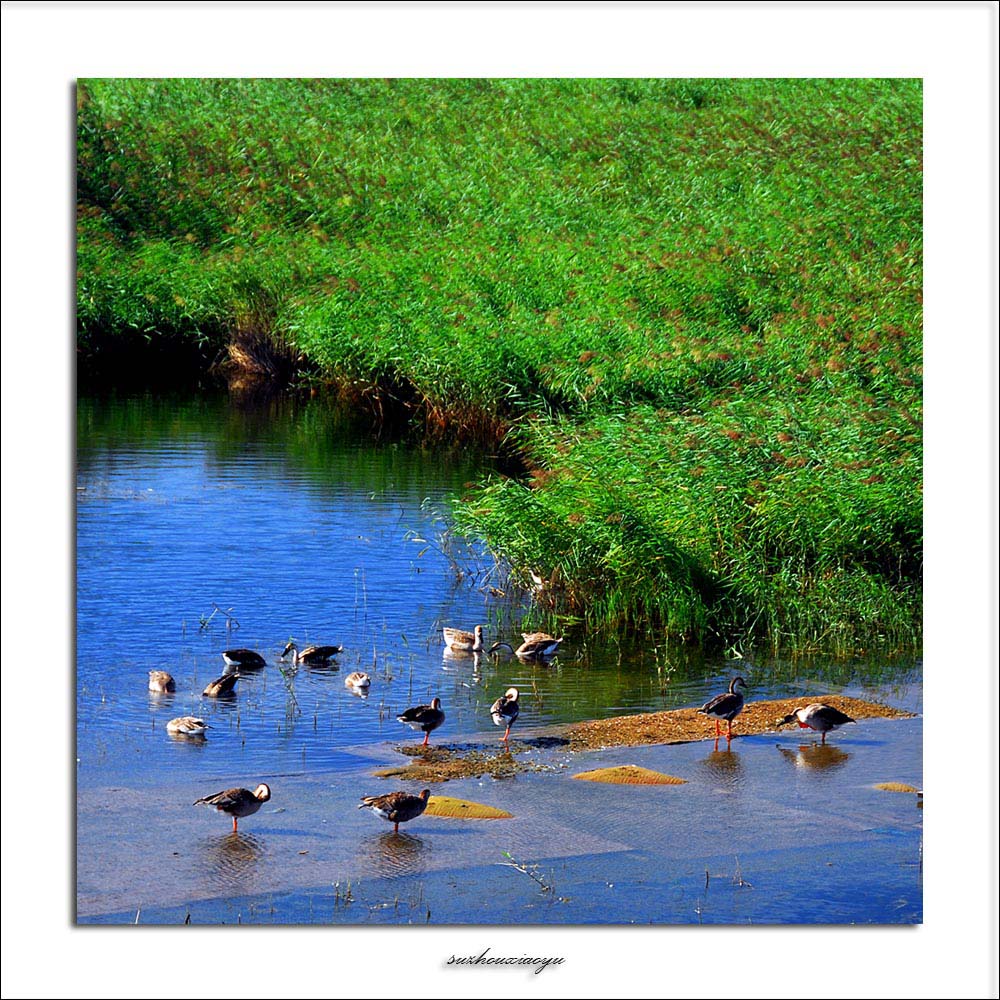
xmin=77 ymin=78 xmax=922 ymax=652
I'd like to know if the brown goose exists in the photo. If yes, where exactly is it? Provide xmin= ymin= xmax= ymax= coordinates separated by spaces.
xmin=698 ymin=676 xmax=748 ymax=740
xmin=779 ymin=703 xmax=856 ymax=744
xmin=358 ymin=789 xmax=431 ymax=833
xmin=148 ymin=670 xmax=176 ymax=693
xmin=344 ymin=671 xmax=371 ymax=691
xmin=221 ymin=648 xmax=266 ymax=671
xmin=488 ymin=632 xmax=563 ymax=660
xmin=166 ymin=716 xmax=209 ymax=737
xmin=490 ymin=687 xmax=520 ymax=744
xmin=281 ymin=641 xmax=343 ymax=665
xmin=397 ymin=697 xmax=445 ymax=746
xmin=194 ymin=783 xmax=271 ymax=833
xmin=203 ymin=672 xmax=240 ymax=697
xmin=442 ymin=625 xmax=486 ymax=653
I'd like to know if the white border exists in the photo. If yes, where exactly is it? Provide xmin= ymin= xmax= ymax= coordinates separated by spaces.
xmin=2 ymin=2 xmax=997 ymax=998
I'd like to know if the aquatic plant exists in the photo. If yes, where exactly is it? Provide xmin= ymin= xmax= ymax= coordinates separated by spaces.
xmin=77 ymin=78 xmax=922 ymax=652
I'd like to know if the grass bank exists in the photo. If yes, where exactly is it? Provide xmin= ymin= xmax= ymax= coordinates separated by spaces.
xmin=77 ymin=78 xmax=922 ymax=652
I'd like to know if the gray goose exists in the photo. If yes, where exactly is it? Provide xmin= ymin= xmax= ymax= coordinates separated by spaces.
xmin=221 ymin=648 xmax=266 ymax=671
xmin=779 ymin=703 xmax=856 ymax=744
xmin=358 ymin=789 xmax=431 ymax=833
xmin=203 ymin=672 xmax=240 ymax=697
xmin=488 ymin=632 xmax=563 ymax=660
xmin=698 ymin=676 xmax=748 ymax=740
xmin=148 ymin=670 xmax=176 ymax=693
xmin=490 ymin=687 xmax=520 ymax=744
xmin=442 ymin=624 xmax=486 ymax=653
xmin=397 ymin=697 xmax=445 ymax=746
xmin=166 ymin=716 xmax=208 ymax=737
xmin=194 ymin=783 xmax=271 ymax=833
xmin=281 ymin=641 xmax=343 ymax=665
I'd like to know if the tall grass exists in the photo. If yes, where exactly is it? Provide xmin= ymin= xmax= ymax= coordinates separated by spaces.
xmin=77 ymin=78 xmax=922 ymax=652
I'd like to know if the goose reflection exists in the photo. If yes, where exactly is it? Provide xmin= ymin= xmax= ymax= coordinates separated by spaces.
xmin=362 ymin=831 xmax=431 ymax=878
xmin=442 ymin=648 xmax=482 ymax=672
xmin=778 ymin=743 xmax=851 ymax=772
xmin=197 ymin=832 xmax=265 ymax=891
xmin=699 ymin=742 xmax=744 ymax=785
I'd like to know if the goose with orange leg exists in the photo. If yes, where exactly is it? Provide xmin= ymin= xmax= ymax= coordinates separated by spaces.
xmin=697 ymin=676 xmax=748 ymax=741
xmin=779 ymin=703 xmax=856 ymax=744
xmin=194 ymin=783 xmax=271 ymax=833
xmin=397 ymin=697 xmax=445 ymax=746
xmin=490 ymin=687 xmax=520 ymax=745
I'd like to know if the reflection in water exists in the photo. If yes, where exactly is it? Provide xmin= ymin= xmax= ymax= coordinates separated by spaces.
xmin=167 ymin=730 xmax=209 ymax=747
xmin=362 ymin=832 xmax=431 ymax=878
xmin=196 ymin=832 xmax=265 ymax=892
xmin=700 ymin=744 xmax=744 ymax=787
xmin=442 ymin=649 xmax=483 ymax=681
xmin=778 ymin=744 xmax=851 ymax=772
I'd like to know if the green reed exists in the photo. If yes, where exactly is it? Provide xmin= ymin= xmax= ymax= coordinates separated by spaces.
xmin=77 ymin=78 xmax=922 ymax=652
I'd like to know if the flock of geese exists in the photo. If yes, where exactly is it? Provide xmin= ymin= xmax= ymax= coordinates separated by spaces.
xmin=152 ymin=626 xmax=856 ymax=835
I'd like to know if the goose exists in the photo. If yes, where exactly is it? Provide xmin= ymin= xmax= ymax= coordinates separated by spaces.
xmin=397 ymin=697 xmax=445 ymax=746
xmin=194 ymin=783 xmax=271 ymax=833
xmin=697 ymin=676 xmax=748 ymax=740
xmin=778 ymin=703 xmax=856 ymax=744
xmin=488 ymin=632 xmax=563 ymax=660
xmin=490 ymin=687 xmax=520 ymax=744
xmin=221 ymin=648 xmax=266 ymax=671
xmin=203 ymin=672 xmax=240 ymax=698
xmin=358 ymin=789 xmax=431 ymax=833
xmin=344 ymin=671 xmax=371 ymax=691
xmin=148 ymin=670 xmax=176 ymax=693
xmin=281 ymin=641 xmax=343 ymax=665
xmin=442 ymin=624 xmax=486 ymax=653
xmin=166 ymin=716 xmax=209 ymax=737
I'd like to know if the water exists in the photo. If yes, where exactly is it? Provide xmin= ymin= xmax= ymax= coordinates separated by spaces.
xmin=76 ymin=390 xmax=922 ymax=923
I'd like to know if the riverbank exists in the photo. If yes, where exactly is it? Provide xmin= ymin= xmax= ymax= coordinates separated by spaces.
xmin=365 ymin=695 xmax=913 ymax=781
xmin=77 ymin=78 xmax=923 ymax=652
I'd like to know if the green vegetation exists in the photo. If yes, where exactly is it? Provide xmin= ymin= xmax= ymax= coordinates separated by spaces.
xmin=77 ymin=78 xmax=922 ymax=652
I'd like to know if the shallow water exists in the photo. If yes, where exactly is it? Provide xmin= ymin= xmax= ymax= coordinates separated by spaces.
xmin=76 ymin=390 xmax=922 ymax=923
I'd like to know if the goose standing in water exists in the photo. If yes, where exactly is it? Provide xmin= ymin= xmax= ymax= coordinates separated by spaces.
xmin=281 ymin=641 xmax=343 ymax=665
xmin=194 ymin=783 xmax=271 ymax=833
xmin=778 ymin=703 xmax=856 ymax=744
xmin=397 ymin=697 xmax=445 ymax=746
xmin=148 ymin=670 xmax=176 ymax=693
xmin=698 ymin=676 xmax=748 ymax=740
xmin=442 ymin=625 xmax=486 ymax=653
xmin=358 ymin=789 xmax=431 ymax=833
xmin=490 ymin=687 xmax=520 ymax=744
